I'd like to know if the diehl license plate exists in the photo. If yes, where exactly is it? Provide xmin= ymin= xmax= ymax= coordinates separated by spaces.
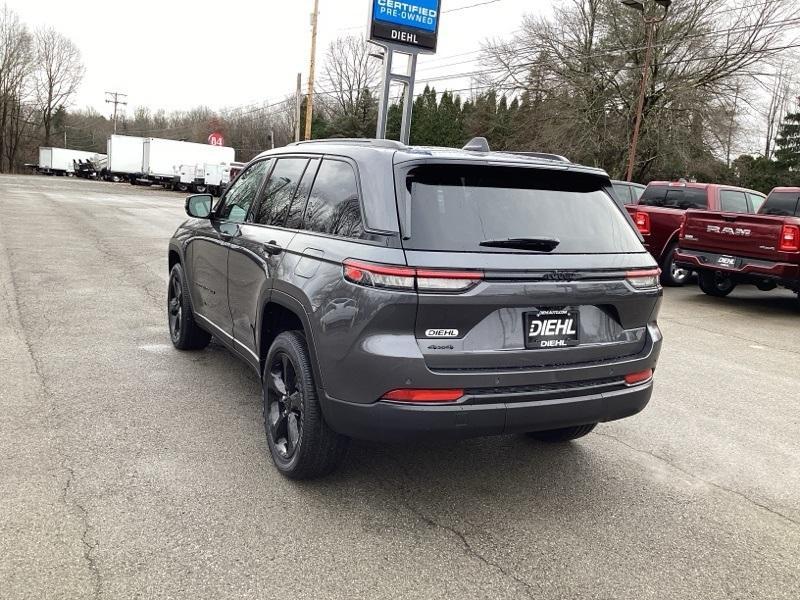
xmin=716 ymin=255 xmax=740 ymax=268
xmin=525 ymin=309 xmax=580 ymax=349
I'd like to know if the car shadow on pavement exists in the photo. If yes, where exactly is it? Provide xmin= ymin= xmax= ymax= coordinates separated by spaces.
xmin=679 ymin=288 xmax=799 ymax=316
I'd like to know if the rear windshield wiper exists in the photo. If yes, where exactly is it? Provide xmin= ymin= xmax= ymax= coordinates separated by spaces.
xmin=479 ymin=237 xmax=561 ymax=252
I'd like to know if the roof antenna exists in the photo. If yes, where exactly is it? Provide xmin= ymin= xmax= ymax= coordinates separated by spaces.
xmin=463 ymin=137 xmax=490 ymax=152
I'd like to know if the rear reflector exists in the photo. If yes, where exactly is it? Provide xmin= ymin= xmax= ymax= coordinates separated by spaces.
xmin=779 ymin=224 xmax=800 ymax=252
xmin=382 ymin=389 xmax=465 ymax=403
xmin=634 ymin=211 xmax=650 ymax=235
xmin=344 ymin=259 xmax=483 ymax=293
xmin=625 ymin=269 xmax=661 ymax=290
xmin=625 ymin=369 xmax=653 ymax=386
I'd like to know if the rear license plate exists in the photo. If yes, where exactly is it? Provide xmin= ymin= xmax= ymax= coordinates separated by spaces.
xmin=525 ymin=309 xmax=580 ymax=349
xmin=716 ymin=255 xmax=740 ymax=268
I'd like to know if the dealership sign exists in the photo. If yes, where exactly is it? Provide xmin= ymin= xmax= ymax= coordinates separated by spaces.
xmin=370 ymin=0 xmax=441 ymax=53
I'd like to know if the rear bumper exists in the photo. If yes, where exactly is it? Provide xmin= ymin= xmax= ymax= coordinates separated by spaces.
xmin=675 ymin=249 xmax=800 ymax=287
xmin=323 ymin=380 xmax=653 ymax=442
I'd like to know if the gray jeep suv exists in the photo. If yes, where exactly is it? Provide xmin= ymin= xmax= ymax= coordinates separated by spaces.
xmin=167 ymin=138 xmax=663 ymax=479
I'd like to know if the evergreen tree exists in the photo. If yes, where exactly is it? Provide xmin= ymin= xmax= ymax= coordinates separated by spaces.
xmin=775 ymin=112 xmax=800 ymax=171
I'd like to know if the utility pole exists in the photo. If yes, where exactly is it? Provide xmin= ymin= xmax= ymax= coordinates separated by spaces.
xmin=621 ymin=0 xmax=671 ymax=182
xmin=105 ymin=91 xmax=128 ymax=134
xmin=304 ymin=0 xmax=320 ymax=141
xmin=295 ymin=73 xmax=302 ymax=143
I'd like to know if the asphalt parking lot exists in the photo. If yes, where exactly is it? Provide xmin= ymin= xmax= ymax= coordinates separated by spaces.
xmin=1 ymin=174 xmax=798 ymax=600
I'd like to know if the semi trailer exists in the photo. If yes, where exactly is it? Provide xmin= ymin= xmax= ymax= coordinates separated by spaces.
xmin=38 ymin=148 xmax=106 ymax=176
xmin=140 ymin=138 xmax=235 ymax=186
xmin=103 ymin=135 xmax=146 ymax=182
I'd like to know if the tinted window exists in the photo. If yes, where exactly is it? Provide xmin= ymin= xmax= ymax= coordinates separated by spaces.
xmin=761 ymin=192 xmax=800 ymax=216
xmin=720 ymin=190 xmax=748 ymax=213
xmin=640 ymin=185 xmax=708 ymax=210
xmin=747 ymin=193 xmax=766 ymax=213
xmin=287 ymin=159 xmax=319 ymax=229
xmin=612 ymin=183 xmax=633 ymax=205
xmin=631 ymin=184 xmax=646 ymax=202
xmin=218 ymin=160 xmax=270 ymax=223
xmin=304 ymin=160 xmax=363 ymax=238
xmin=255 ymin=158 xmax=308 ymax=227
xmin=402 ymin=165 xmax=643 ymax=254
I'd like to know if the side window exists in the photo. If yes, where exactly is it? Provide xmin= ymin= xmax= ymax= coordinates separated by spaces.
xmin=720 ymin=190 xmax=748 ymax=213
xmin=632 ymin=185 xmax=645 ymax=202
xmin=255 ymin=158 xmax=309 ymax=227
xmin=303 ymin=160 xmax=364 ymax=239
xmin=218 ymin=160 xmax=270 ymax=223
xmin=612 ymin=184 xmax=633 ymax=205
xmin=747 ymin=193 xmax=766 ymax=213
xmin=287 ymin=158 xmax=320 ymax=229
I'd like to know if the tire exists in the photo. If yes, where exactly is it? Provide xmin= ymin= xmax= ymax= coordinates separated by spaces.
xmin=167 ymin=263 xmax=211 ymax=350
xmin=176 ymin=183 xmax=189 ymax=193
xmin=111 ymin=175 xmax=121 ymax=183
xmin=263 ymin=331 xmax=349 ymax=480
xmin=527 ymin=423 xmax=597 ymax=442
xmin=660 ymin=244 xmax=690 ymax=287
xmin=698 ymin=271 xmax=736 ymax=297
xmin=194 ymin=185 xmax=207 ymax=194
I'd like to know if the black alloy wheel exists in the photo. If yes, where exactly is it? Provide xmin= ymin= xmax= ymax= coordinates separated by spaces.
xmin=262 ymin=331 xmax=349 ymax=479
xmin=167 ymin=264 xmax=211 ymax=350
xmin=168 ymin=272 xmax=183 ymax=342
xmin=266 ymin=352 xmax=304 ymax=461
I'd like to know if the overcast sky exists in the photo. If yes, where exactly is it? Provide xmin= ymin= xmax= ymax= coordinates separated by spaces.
xmin=7 ymin=0 xmax=548 ymax=116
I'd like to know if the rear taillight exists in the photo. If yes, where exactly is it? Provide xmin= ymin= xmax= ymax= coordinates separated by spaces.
xmin=343 ymin=260 xmax=483 ymax=293
xmin=626 ymin=269 xmax=661 ymax=290
xmin=382 ymin=389 xmax=465 ymax=403
xmin=634 ymin=211 xmax=650 ymax=235
xmin=679 ymin=215 xmax=687 ymax=239
xmin=625 ymin=369 xmax=653 ymax=386
xmin=779 ymin=224 xmax=800 ymax=252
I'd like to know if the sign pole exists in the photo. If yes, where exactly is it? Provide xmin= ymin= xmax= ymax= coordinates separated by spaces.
xmin=399 ymin=53 xmax=418 ymax=145
xmin=368 ymin=0 xmax=440 ymax=143
xmin=375 ymin=47 xmax=394 ymax=139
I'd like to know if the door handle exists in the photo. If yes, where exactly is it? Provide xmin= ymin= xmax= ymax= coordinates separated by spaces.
xmin=263 ymin=241 xmax=283 ymax=256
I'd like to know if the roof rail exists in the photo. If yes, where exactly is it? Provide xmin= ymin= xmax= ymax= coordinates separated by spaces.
xmin=463 ymin=137 xmax=490 ymax=152
xmin=507 ymin=151 xmax=571 ymax=163
xmin=289 ymin=138 xmax=406 ymax=149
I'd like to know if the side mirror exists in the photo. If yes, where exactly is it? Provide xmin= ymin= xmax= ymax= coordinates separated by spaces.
xmin=186 ymin=194 xmax=212 ymax=219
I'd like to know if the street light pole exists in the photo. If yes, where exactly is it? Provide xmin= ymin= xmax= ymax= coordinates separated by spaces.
xmin=622 ymin=0 xmax=671 ymax=182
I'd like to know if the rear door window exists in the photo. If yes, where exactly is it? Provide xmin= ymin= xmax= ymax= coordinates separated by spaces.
xmin=747 ymin=193 xmax=766 ymax=213
xmin=720 ymin=190 xmax=749 ymax=213
xmin=255 ymin=157 xmax=309 ymax=227
xmin=401 ymin=165 xmax=643 ymax=254
xmin=612 ymin=183 xmax=633 ymax=205
xmin=304 ymin=159 xmax=364 ymax=239
xmin=760 ymin=192 xmax=800 ymax=216
xmin=639 ymin=185 xmax=708 ymax=210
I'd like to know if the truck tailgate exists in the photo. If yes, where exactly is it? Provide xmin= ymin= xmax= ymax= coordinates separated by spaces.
xmin=681 ymin=210 xmax=796 ymax=261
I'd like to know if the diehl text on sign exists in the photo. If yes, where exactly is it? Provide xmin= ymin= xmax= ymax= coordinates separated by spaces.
xmin=370 ymin=0 xmax=441 ymax=53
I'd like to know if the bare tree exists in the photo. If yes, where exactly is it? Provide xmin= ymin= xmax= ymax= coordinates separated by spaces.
xmin=481 ymin=0 xmax=800 ymax=179
xmin=0 ymin=6 xmax=34 ymax=171
xmin=34 ymin=26 xmax=84 ymax=146
xmin=320 ymin=36 xmax=381 ymax=122
xmin=763 ymin=62 xmax=795 ymax=159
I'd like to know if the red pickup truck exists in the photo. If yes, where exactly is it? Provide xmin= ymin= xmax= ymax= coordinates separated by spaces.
xmin=626 ymin=182 xmax=766 ymax=286
xmin=675 ymin=187 xmax=800 ymax=304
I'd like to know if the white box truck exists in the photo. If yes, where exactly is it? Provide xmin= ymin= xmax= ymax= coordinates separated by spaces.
xmin=38 ymin=147 xmax=105 ymax=176
xmin=141 ymin=138 xmax=235 ymax=187
xmin=104 ymin=135 xmax=145 ymax=182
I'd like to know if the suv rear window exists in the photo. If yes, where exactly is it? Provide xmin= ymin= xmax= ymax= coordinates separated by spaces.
xmin=760 ymin=191 xmax=800 ymax=216
xmin=639 ymin=185 xmax=708 ymax=209
xmin=401 ymin=165 xmax=643 ymax=254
